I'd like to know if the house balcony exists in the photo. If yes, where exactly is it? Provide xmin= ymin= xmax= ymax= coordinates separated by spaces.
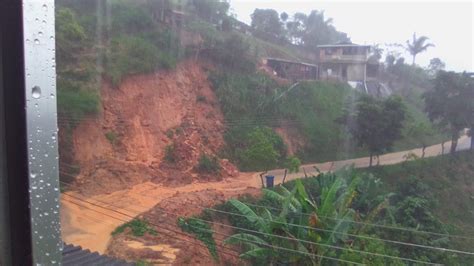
xmin=320 ymin=54 xmax=368 ymax=63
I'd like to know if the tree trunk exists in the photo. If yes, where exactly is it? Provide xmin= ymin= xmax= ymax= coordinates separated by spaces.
xmin=369 ymin=153 xmax=373 ymax=167
xmin=282 ymin=169 xmax=288 ymax=184
xmin=259 ymin=172 xmax=266 ymax=188
xmin=441 ymin=142 xmax=445 ymax=155
xmin=376 ymin=155 xmax=380 ymax=166
xmin=450 ymin=134 xmax=458 ymax=154
xmin=412 ymin=54 xmax=416 ymax=65
xmin=422 ymin=145 xmax=426 ymax=158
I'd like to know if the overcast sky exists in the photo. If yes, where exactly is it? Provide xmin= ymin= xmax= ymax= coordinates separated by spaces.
xmin=229 ymin=0 xmax=473 ymax=72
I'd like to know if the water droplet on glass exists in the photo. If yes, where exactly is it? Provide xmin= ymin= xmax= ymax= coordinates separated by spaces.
xmin=35 ymin=18 xmax=39 ymax=22
xmin=34 ymin=39 xmax=40 ymax=45
xmin=32 ymin=86 xmax=41 ymax=98
xmin=30 ymin=172 xmax=37 ymax=179
xmin=38 ymin=31 xmax=43 ymax=37
xmin=42 ymin=4 xmax=47 ymax=12
xmin=50 ymin=36 xmax=54 ymax=40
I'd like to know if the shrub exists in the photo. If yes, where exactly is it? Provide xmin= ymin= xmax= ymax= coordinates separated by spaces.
xmin=165 ymin=129 xmax=174 ymax=138
xmin=57 ymin=89 xmax=100 ymax=120
xmin=196 ymin=154 xmax=221 ymax=173
xmin=196 ymin=94 xmax=207 ymax=103
xmin=284 ymin=155 xmax=301 ymax=173
xmin=105 ymin=131 xmax=118 ymax=145
xmin=112 ymin=218 xmax=157 ymax=237
xmin=237 ymin=127 xmax=285 ymax=171
xmin=164 ymin=143 xmax=177 ymax=163
xmin=177 ymin=217 xmax=218 ymax=261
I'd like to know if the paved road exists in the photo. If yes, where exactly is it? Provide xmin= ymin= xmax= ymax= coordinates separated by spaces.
xmin=264 ymin=135 xmax=472 ymax=186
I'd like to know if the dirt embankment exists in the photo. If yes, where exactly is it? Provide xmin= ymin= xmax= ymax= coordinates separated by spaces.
xmin=106 ymin=187 xmax=260 ymax=265
xmin=64 ymin=60 xmax=238 ymax=195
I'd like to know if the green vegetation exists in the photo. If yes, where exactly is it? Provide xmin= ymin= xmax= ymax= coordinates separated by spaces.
xmin=196 ymin=154 xmax=221 ymax=173
xmin=105 ymin=131 xmax=118 ymax=145
xmin=177 ymin=217 xmax=218 ymax=261
xmin=424 ymin=71 xmax=474 ymax=153
xmin=284 ymin=155 xmax=301 ymax=173
xmin=164 ymin=143 xmax=177 ymax=163
xmin=211 ymin=71 xmax=362 ymax=164
xmin=340 ymin=95 xmax=407 ymax=166
xmin=112 ymin=218 xmax=157 ymax=237
xmin=196 ymin=94 xmax=207 ymax=103
xmin=189 ymin=151 xmax=474 ymax=264
xmin=57 ymin=89 xmax=100 ymax=121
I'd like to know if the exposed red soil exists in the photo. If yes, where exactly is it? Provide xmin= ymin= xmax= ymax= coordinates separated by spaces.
xmin=63 ymin=60 xmax=238 ymax=195
xmin=106 ymin=188 xmax=260 ymax=265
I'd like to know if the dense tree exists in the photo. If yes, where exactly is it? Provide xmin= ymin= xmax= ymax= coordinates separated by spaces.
xmin=301 ymin=10 xmax=350 ymax=49
xmin=423 ymin=71 xmax=473 ymax=153
xmin=427 ymin=57 xmax=446 ymax=76
xmin=250 ymin=9 xmax=284 ymax=39
xmin=342 ymin=96 xmax=406 ymax=166
xmin=368 ymin=44 xmax=383 ymax=63
xmin=406 ymin=32 xmax=434 ymax=65
xmin=285 ymin=12 xmax=307 ymax=45
xmin=189 ymin=0 xmax=230 ymax=23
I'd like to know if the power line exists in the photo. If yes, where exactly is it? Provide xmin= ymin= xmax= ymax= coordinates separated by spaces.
xmin=61 ymin=192 xmax=365 ymax=265
xmin=58 ymin=169 xmax=474 ymax=243
xmin=61 ymin=184 xmax=430 ymax=264
xmin=61 ymin=196 xmax=242 ymax=261
xmin=59 ymin=179 xmax=474 ymax=259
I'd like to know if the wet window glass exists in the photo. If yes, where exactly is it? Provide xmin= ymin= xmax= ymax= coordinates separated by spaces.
xmin=55 ymin=1 xmax=474 ymax=265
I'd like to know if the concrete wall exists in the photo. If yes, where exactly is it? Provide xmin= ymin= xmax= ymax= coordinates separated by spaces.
xmin=347 ymin=63 xmax=366 ymax=81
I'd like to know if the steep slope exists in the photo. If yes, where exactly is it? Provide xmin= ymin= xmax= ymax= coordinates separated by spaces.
xmin=65 ymin=60 xmax=238 ymax=195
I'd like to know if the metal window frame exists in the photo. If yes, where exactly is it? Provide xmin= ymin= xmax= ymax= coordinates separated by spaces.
xmin=1 ymin=0 xmax=61 ymax=264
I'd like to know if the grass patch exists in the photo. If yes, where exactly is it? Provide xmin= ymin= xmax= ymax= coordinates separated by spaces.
xmin=112 ymin=218 xmax=157 ymax=237
xmin=57 ymin=89 xmax=100 ymax=121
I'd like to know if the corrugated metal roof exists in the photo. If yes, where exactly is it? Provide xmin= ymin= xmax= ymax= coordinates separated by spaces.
xmin=62 ymin=243 xmax=133 ymax=266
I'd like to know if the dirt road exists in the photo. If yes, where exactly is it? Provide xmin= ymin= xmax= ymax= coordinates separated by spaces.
xmin=61 ymin=136 xmax=471 ymax=254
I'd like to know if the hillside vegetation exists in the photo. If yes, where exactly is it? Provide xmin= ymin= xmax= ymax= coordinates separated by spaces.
xmin=182 ymin=151 xmax=474 ymax=264
xmin=56 ymin=0 xmax=447 ymax=177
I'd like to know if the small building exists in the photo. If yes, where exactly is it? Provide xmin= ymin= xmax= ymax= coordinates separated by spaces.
xmin=317 ymin=43 xmax=371 ymax=83
xmin=266 ymin=58 xmax=319 ymax=81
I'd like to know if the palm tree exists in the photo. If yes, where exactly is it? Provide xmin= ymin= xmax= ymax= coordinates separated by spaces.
xmin=406 ymin=33 xmax=434 ymax=65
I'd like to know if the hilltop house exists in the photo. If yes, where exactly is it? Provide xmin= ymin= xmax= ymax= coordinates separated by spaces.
xmin=317 ymin=43 xmax=371 ymax=83
xmin=266 ymin=58 xmax=319 ymax=81
xmin=264 ymin=43 xmax=388 ymax=95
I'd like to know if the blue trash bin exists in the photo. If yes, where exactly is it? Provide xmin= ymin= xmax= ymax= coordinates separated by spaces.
xmin=265 ymin=175 xmax=275 ymax=188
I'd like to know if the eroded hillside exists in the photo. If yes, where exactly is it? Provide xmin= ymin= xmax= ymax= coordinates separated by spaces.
xmin=62 ymin=60 xmax=238 ymax=195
